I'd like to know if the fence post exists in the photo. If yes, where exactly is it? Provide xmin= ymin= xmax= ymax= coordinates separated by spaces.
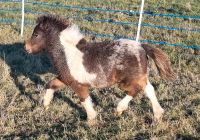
xmin=20 ymin=0 xmax=25 ymax=37
xmin=136 ymin=0 xmax=145 ymax=42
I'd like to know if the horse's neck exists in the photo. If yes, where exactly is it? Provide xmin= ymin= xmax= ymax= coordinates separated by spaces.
xmin=47 ymin=46 xmax=69 ymax=72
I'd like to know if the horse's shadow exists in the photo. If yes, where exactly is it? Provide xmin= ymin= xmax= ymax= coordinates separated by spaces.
xmin=0 ymin=43 xmax=51 ymax=90
xmin=0 ymin=43 xmax=85 ymax=115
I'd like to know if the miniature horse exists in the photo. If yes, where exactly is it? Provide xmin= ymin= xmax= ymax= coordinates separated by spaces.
xmin=25 ymin=15 xmax=175 ymax=121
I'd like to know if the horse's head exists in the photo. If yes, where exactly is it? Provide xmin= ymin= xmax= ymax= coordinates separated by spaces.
xmin=25 ymin=24 xmax=47 ymax=54
xmin=25 ymin=15 xmax=70 ymax=54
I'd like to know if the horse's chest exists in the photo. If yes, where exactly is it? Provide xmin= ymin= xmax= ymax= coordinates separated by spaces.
xmin=68 ymin=57 xmax=97 ymax=84
xmin=63 ymin=47 xmax=97 ymax=85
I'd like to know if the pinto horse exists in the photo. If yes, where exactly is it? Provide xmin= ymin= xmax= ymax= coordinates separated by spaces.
xmin=25 ymin=15 xmax=175 ymax=121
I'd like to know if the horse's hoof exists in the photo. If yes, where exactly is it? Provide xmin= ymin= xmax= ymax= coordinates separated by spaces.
xmin=153 ymin=109 xmax=164 ymax=123
xmin=87 ymin=119 xmax=97 ymax=126
xmin=154 ymin=115 xmax=163 ymax=123
xmin=87 ymin=111 xmax=97 ymax=120
xmin=44 ymin=105 xmax=49 ymax=110
xmin=153 ymin=117 xmax=163 ymax=125
xmin=115 ymin=111 xmax=123 ymax=116
xmin=42 ymin=97 xmax=51 ymax=110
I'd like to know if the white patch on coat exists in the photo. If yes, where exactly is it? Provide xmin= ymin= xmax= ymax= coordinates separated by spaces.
xmin=108 ymin=39 xmax=143 ymax=71
xmin=107 ymin=43 xmax=126 ymax=70
xmin=59 ymin=26 xmax=97 ymax=84
xmin=43 ymin=89 xmax=54 ymax=107
xmin=117 ymin=95 xmax=133 ymax=113
xmin=81 ymin=96 xmax=97 ymax=120
xmin=60 ymin=24 xmax=84 ymax=46
xmin=117 ymin=39 xmax=142 ymax=68
xmin=117 ymin=39 xmax=141 ymax=50
xmin=144 ymin=80 xmax=164 ymax=119
xmin=94 ymin=64 xmax=108 ymax=87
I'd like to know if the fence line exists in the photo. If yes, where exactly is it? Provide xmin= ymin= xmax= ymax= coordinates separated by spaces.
xmin=1 ymin=19 xmax=199 ymax=50
xmin=0 ymin=0 xmax=200 ymax=20
xmin=84 ymin=30 xmax=200 ymax=50
xmin=0 ymin=19 xmax=16 ymax=23
xmin=0 ymin=9 xmax=20 ymax=12
xmin=1 ymin=8 xmax=200 ymax=33
xmin=26 ymin=1 xmax=200 ymax=20
xmin=0 ymin=0 xmax=199 ymax=50
xmin=80 ymin=16 xmax=200 ymax=33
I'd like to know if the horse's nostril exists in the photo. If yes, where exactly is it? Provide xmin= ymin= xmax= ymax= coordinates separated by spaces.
xmin=24 ymin=44 xmax=31 ymax=52
xmin=25 ymin=47 xmax=31 ymax=53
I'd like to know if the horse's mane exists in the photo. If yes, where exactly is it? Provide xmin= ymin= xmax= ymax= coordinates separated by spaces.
xmin=36 ymin=15 xmax=70 ymax=31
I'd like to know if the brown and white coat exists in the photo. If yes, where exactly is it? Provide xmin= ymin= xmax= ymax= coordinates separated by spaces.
xmin=25 ymin=15 xmax=176 ymax=121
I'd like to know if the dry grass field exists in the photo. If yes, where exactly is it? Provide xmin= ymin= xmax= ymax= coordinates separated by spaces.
xmin=0 ymin=0 xmax=200 ymax=139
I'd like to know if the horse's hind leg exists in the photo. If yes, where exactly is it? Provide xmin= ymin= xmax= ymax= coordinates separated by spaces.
xmin=116 ymin=76 xmax=145 ymax=115
xmin=144 ymin=80 xmax=164 ymax=121
xmin=116 ymin=89 xmax=135 ymax=115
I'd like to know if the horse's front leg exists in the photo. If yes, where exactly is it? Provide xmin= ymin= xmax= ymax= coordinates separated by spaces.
xmin=72 ymin=84 xmax=97 ymax=121
xmin=43 ymin=77 xmax=66 ymax=108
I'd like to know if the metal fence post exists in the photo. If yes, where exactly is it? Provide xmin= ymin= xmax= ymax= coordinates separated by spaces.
xmin=20 ymin=0 xmax=24 ymax=37
xmin=136 ymin=0 xmax=145 ymax=42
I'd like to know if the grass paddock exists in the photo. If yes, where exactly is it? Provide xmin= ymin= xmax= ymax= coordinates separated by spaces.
xmin=0 ymin=0 xmax=199 ymax=139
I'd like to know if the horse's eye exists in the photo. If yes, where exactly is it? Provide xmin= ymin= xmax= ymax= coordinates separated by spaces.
xmin=33 ymin=33 xmax=39 ymax=38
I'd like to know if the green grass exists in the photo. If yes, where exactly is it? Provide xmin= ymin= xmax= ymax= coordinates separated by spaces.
xmin=0 ymin=0 xmax=200 ymax=139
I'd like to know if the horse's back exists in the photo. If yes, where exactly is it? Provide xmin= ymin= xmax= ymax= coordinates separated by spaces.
xmin=79 ymin=39 xmax=148 ymax=88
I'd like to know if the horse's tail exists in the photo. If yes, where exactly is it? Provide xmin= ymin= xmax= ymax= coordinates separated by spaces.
xmin=141 ymin=44 xmax=176 ymax=80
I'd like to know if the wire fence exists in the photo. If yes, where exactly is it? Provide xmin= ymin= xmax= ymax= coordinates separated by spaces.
xmin=0 ymin=0 xmax=200 ymax=50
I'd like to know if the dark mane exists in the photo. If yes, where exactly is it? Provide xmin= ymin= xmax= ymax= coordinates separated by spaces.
xmin=37 ymin=15 xmax=70 ymax=31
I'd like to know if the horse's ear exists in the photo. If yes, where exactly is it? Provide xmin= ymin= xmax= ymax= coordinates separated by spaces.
xmin=64 ymin=21 xmax=70 ymax=27
xmin=61 ymin=20 xmax=70 ymax=30
xmin=63 ymin=17 xmax=72 ymax=27
xmin=38 ymin=22 xmax=49 ymax=31
xmin=36 ymin=15 xmax=50 ymax=31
